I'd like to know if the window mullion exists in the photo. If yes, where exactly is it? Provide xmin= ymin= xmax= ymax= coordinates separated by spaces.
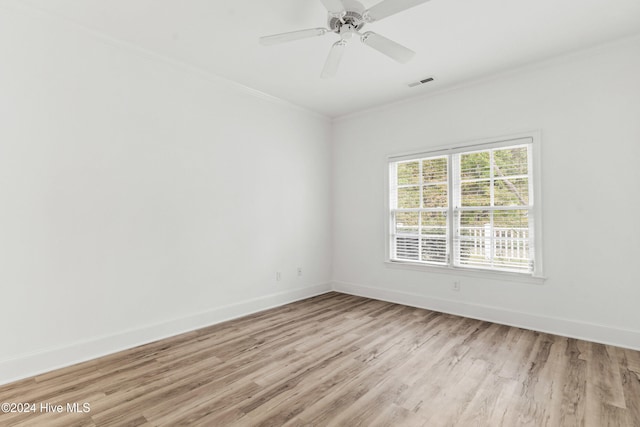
xmin=527 ymin=143 xmax=535 ymax=273
xmin=489 ymin=150 xmax=495 ymax=268
xmin=418 ymin=160 xmax=423 ymax=262
xmin=489 ymin=149 xmax=495 ymax=208
xmin=490 ymin=209 xmax=495 ymax=269
xmin=449 ymin=154 xmax=457 ymax=266
xmin=389 ymin=163 xmax=397 ymax=259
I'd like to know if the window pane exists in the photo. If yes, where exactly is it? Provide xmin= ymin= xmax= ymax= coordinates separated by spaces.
xmin=422 ymin=157 xmax=447 ymax=183
xmin=493 ymin=146 xmax=528 ymax=176
xmin=421 ymin=237 xmax=447 ymax=264
xmin=421 ymin=211 xmax=447 ymax=235
xmin=395 ymin=236 xmax=419 ymax=260
xmin=456 ymin=210 xmax=490 ymax=266
xmin=461 ymin=181 xmax=490 ymax=207
xmin=457 ymin=239 xmax=489 ymax=268
xmin=458 ymin=210 xmax=490 ymax=238
xmin=494 ymin=178 xmax=529 ymax=206
xmin=493 ymin=210 xmax=530 ymax=271
xmin=395 ymin=211 xmax=419 ymax=235
xmin=493 ymin=209 xmax=529 ymax=229
xmin=397 ymin=161 xmax=420 ymax=185
xmin=493 ymin=242 xmax=530 ymax=270
xmin=460 ymin=151 xmax=490 ymax=180
xmin=423 ymin=184 xmax=448 ymax=208
xmin=397 ymin=186 xmax=420 ymax=208
xmin=421 ymin=211 xmax=448 ymax=264
xmin=455 ymin=209 xmax=531 ymax=272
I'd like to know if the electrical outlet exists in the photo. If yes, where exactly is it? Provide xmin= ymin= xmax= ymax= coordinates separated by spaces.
xmin=453 ymin=280 xmax=461 ymax=292
xmin=297 ymin=267 xmax=302 ymax=277
xmin=276 ymin=272 xmax=282 ymax=281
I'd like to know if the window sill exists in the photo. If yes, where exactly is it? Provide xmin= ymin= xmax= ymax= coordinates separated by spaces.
xmin=384 ymin=260 xmax=547 ymax=285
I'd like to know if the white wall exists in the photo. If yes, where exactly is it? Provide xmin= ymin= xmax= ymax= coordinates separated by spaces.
xmin=332 ymin=36 xmax=640 ymax=349
xmin=0 ymin=5 xmax=332 ymax=383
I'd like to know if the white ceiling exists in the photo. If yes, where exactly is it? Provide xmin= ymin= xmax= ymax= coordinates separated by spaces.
xmin=17 ymin=0 xmax=640 ymax=117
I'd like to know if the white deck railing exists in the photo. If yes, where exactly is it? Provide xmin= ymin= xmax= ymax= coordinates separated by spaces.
xmin=461 ymin=226 xmax=529 ymax=260
xmin=394 ymin=226 xmax=529 ymax=262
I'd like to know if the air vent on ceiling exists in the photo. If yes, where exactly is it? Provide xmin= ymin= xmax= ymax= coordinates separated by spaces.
xmin=408 ymin=77 xmax=434 ymax=88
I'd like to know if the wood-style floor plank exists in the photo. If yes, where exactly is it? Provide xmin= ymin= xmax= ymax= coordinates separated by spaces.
xmin=1 ymin=292 xmax=639 ymax=426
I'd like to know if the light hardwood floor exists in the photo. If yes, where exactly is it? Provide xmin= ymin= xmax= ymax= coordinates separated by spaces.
xmin=1 ymin=292 xmax=639 ymax=426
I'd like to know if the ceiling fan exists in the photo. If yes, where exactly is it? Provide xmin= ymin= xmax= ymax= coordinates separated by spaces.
xmin=259 ymin=0 xmax=431 ymax=78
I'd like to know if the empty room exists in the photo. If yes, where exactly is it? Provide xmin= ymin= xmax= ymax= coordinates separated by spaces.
xmin=1 ymin=0 xmax=639 ymax=425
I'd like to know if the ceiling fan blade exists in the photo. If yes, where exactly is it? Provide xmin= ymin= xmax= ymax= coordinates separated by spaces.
xmin=321 ymin=40 xmax=347 ymax=78
xmin=259 ymin=28 xmax=329 ymax=46
xmin=365 ymin=0 xmax=431 ymax=22
xmin=361 ymin=31 xmax=415 ymax=63
xmin=320 ymin=0 xmax=346 ymax=16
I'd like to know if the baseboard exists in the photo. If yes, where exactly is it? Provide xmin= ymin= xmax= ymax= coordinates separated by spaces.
xmin=332 ymin=280 xmax=640 ymax=351
xmin=0 ymin=283 xmax=331 ymax=386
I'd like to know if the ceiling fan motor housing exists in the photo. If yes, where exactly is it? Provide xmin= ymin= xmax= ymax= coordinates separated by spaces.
xmin=328 ymin=0 xmax=366 ymax=33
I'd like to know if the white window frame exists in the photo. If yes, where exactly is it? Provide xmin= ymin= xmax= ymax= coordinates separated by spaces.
xmin=385 ymin=131 xmax=545 ymax=284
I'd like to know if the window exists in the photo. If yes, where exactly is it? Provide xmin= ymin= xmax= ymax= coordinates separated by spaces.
xmin=388 ymin=134 xmax=542 ymax=277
